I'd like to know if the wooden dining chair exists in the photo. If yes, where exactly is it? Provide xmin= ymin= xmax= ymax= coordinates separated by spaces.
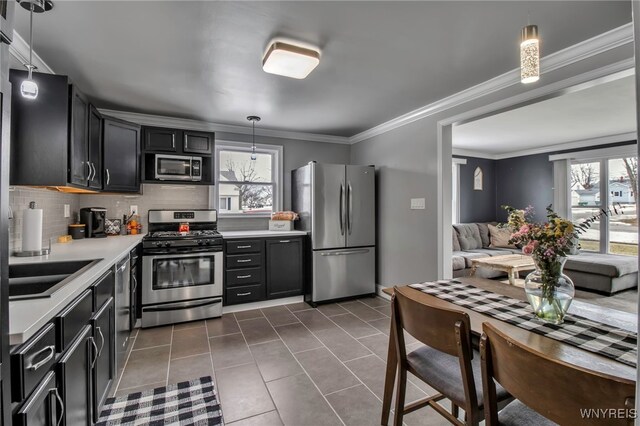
xmin=389 ymin=286 xmax=511 ymax=426
xmin=480 ymin=322 xmax=636 ymax=426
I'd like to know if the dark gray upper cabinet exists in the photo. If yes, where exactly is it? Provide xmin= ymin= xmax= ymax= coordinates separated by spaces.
xmin=143 ymin=126 xmax=214 ymax=156
xmin=183 ymin=130 xmax=213 ymax=155
xmin=88 ymin=105 xmax=103 ymax=190
xmin=144 ymin=127 xmax=178 ymax=152
xmin=69 ymin=86 xmax=90 ymax=187
xmin=266 ymin=238 xmax=304 ymax=299
xmin=102 ymin=117 xmax=140 ymax=193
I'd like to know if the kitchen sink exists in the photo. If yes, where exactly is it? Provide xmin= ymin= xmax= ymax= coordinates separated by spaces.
xmin=9 ymin=259 xmax=102 ymax=301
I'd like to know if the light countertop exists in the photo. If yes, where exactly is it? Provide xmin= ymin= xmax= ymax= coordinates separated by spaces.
xmin=9 ymin=234 xmax=145 ymax=346
xmin=220 ymin=230 xmax=308 ymax=239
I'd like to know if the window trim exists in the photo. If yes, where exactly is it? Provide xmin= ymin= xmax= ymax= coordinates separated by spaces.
xmin=213 ymin=140 xmax=283 ymax=218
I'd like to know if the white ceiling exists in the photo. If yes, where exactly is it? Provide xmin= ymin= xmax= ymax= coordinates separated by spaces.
xmin=12 ymin=1 xmax=632 ymax=137
xmin=452 ymin=75 xmax=637 ymax=156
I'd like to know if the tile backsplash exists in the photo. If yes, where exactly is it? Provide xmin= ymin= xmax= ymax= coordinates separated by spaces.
xmin=9 ymin=187 xmax=80 ymax=252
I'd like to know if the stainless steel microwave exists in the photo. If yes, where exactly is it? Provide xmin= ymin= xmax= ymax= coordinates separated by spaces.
xmin=155 ymin=154 xmax=202 ymax=181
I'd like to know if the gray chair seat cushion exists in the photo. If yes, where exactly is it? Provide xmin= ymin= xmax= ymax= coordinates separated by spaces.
xmin=565 ymin=253 xmax=638 ymax=277
xmin=406 ymin=345 xmax=511 ymax=408
xmin=498 ymin=399 xmax=557 ymax=426
xmin=452 ymin=255 xmax=466 ymax=271
xmin=454 ymin=224 xmax=483 ymax=251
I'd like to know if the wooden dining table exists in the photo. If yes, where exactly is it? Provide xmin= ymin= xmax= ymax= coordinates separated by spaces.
xmin=380 ymin=276 xmax=637 ymax=425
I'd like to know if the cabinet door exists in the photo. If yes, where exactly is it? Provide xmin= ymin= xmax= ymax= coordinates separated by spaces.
xmin=266 ymin=238 xmax=304 ymax=299
xmin=143 ymin=127 xmax=178 ymax=152
xmin=183 ymin=131 xmax=213 ymax=155
xmin=90 ymin=299 xmax=114 ymax=423
xmin=69 ymin=86 xmax=89 ymax=187
xmin=58 ymin=325 xmax=94 ymax=426
xmin=13 ymin=371 xmax=61 ymax=426
xmin=103 ymin=117 xmax=141 ymax=192
xmin=88 ymin=105 xmax=103 ymax=190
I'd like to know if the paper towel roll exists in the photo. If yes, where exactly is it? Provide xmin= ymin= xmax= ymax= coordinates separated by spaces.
xmin=23 ymin=205 xmax=43 ymax=252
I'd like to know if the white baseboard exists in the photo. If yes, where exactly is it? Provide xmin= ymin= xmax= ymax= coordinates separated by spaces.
xmin=377 ymin=284 xmax=391 ymax=300
xmin=222 ymin=296 xmax=305 ymax=314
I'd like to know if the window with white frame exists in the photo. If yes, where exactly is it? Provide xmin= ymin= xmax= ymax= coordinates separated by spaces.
xmin=215 ymin=141 xmax=283 ymax=216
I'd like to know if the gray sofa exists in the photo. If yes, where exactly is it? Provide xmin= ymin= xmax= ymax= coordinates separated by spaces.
xmin=452 ymin=222 xmax=638 ymax=295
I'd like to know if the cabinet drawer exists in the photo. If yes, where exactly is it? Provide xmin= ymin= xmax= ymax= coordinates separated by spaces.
xmin=226 ymin=240 xmax=262 ymax=254
xmin=93 ymin=269 xmax=115 ymax=312
xmin=226 ymin=267 xmax=262 ymax=287
xmin=226 ymin=254 xmax=261 ymax=269
xmin=11 ymin=323 xmax=57 ymax=403
xmin=13 ymin=371 xmax=60 ymax=426
xmin=55 ymin=289 xmax=93 ymax=352
xmin=226 ymin=284 xmax=265 ymax=305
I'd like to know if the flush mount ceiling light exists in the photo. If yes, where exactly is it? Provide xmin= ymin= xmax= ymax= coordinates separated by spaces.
xmin=17 ymin=0 xmax=53 ymax=99
xmin=262 ymin=41 xmax=320 ymax=79
xmin=247 ymin=115 xmax=261 ymax=160
xmin=520 ymin=24 xmax=540 ymax=84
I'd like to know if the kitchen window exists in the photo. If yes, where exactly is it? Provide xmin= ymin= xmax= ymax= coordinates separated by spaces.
xmin=214 ymin=141 xmax=283 ymax=217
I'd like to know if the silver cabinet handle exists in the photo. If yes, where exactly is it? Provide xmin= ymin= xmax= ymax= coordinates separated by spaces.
xmin=26 ymin=345 xmax=55 ymax=371
xmin=86 ymin=162 xmax=91 ymax=180
xmin=236 ymin=274 xmax=251 ymax=279
xmin=91 ymin=163 xmax=96 ymax=181
xmin=236 ymin=245 xmax=252 ymax=249
xmin=51 ymin=387 xmax=64 ymax=426
xmin=339 ymin=183 xmax=345 ymax=236
xmin=89 ymin=336 xmax=99 ymax=369
xmin=279 ymin=240 xmax=291 ymax=243
xmin=132 ymin=275 xmax=138 ymax=292
xmin=237 ymin=292 xmax=252 ymax=296
xmin=96 ymin=326 xmax=105 ymax=357
xmin=236 ymin=259 xmax=252 ymax=263
xmin=106 ymin=168 xmax=110 ymax=186
xmin=348 ymin=182 xmax=353 ymax=235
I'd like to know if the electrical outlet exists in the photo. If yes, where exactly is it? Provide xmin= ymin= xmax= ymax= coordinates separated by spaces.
xmin=130 ymin=205 xmax=138 ymax=216
xmin=64 ymin=204 xmax=70 ymax=218
xmin=410 ymin=198 xmax=426 ymax=210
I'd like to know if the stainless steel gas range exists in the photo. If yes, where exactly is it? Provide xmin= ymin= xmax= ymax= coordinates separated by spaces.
xmin=141 ymin=210 xmax=223 ymax=327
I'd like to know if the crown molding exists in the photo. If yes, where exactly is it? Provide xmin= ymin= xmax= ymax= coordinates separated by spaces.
xmin=451 ymin=149 xmax=497 ymax=160
xmin=8 ymin=30 xmax=55 ymax=74
xmin=98 ymin=109 xmax=351 ymax=145
xmin=349 ymin=23 xmax=634 ymax=145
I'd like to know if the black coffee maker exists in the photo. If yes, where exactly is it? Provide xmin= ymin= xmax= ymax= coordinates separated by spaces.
xmin=80 ymin=207 xmax=107 ymax=238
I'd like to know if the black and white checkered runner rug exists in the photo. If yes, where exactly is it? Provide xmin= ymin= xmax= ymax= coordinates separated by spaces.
xmin=409 ymin=280 xmax=637 ymax=367
xmin=97 ymin=376 xmax=223 ymax=426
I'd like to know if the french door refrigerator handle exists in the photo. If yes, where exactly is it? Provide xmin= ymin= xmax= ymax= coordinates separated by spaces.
xmin=320 ymin=249 xmax=370 ymax=256
xmin=348 ymin=182 xmax=353 ymax=235
xmin=339 ymin=183 xmax=345 ymax=235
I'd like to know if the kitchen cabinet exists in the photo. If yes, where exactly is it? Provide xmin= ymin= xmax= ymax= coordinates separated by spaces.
xmin=266 ymin=238 xmax=304 ymax=299
xmin=144 ymin=127 xmax=178 ymax=152
xmin=102 ymin=117 xmax=141 ymax=192
xmin=69 ymin=86 xmax=90 ymax=187
xmin=90 ymin=298 xmax=114 ymax=423
xmin=13 ymin=371 xmax=61 ymax=426
xmin=57 ymin=325 xmax=94 ymax=426
xmin=183 ymin=130 xmax=214 ymax=155
xmin=88 ymin=105 xmax=103 ymax=190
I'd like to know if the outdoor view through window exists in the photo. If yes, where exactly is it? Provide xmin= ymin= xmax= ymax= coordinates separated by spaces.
xmin=218 ymin=150 xmax=274 ymax=214
xmin=571 ymin=157 xmax=638 ymax=256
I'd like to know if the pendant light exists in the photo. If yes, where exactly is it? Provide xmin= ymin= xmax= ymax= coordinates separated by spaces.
xmin=520 ymin=24 xmax=540 ymax=84
xmin=17 ymin=0 xmax=53 ymax=99
xmin=247 ymin=115 xmax=261 ymax=161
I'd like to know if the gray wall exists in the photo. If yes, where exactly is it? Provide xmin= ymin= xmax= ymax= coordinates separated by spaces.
xmin=457 ymin=156 xmax=497 ymax=223
xmin=351 ymin=43 xmax=634 ymax=286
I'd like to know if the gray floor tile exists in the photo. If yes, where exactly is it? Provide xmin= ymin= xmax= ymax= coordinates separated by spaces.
xmin=317 ymin=303 xmax=349 ymax=317
xmin=133 ymin=325 xmax=173 ymax=350
xmin=115 ymin=381 xmax=165 ymax=398
xmin=171 ymin=326 xmax=210 ymax=359
xmin=209 ymin=333 xmax=254 ymax=369
xmin=167 ymin=353 xmax=213 ymax=385
xmin=360 ymin=296 xmax=390 ymax=308
xmin=227 ymin=411 xmax=283 ymax=426
xmin=267 ymin=374 xmax=342 ymax=426
xmin=284 ymin=302 xmax=315 ymax=313
xmin=403 ymin=406 xmax=454 ymax=426
xmin=261 ymin=306 xmax=299 ymax=327
xmin=313 ymin=326 xmax=372 ymax=361
xmin=358 ymin=333 xmax=391 ymax=360
xmin=375 ymin=305 xmax=391 ymax=317
xmin=294 ymin=347 xmax=360 ymax=395
xmin=330 ymin=312 xmax=379 ymax=338
xmin=238 ymin=317 xmax=280 ymax=345
xmin=249 ymin=339 xmax=303 ymax=382
xmin=368 ymin=317 xmax=391 ymax=335
xmin=173 ymin=320 xmax=205 ymax=330
xmin=294 ymin=309 xmax=337 ymax=332
xmin=340 ymin=300 xmax=387 ymax=321
xmin=216 ymin=363 xmax=275 ymax=423
xmin=325 ymin=384 xmax=382 ymax=426
xmin=274 ymin=323 xmax=324 ymax=353
xmin=206 ymin=315 xmax=241 ymax=337
xmin=234 ymin=309 xmax=265 ymax=321
xmin=118 ymin=345 xmax=170 ymax=389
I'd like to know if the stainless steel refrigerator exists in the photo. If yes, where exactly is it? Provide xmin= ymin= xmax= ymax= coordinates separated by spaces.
xmin=292 ymin=163 xmax=376 ymax=304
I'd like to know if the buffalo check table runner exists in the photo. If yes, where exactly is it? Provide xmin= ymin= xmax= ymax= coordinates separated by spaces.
xmin=408 ymin=280 xmax=637 ymax=367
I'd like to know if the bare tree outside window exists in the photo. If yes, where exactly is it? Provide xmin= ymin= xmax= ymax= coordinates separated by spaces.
xmin=622 ymin=157 xmax=637 ymax=204
xmin=571 ymin=162 xmax=599 ymax=190
xmin=218 ymin=149 xmax=274 ymax=214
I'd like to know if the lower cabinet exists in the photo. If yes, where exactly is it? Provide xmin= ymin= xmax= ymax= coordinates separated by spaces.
xmin=266 ymin=238 xmax=304 ymax=299
xmin=57 ymin=325 xmax=95 ymax=426
xmin=90 ymin=298 xmax=115 ymax=423
xmin=13 ymin=371 xmax=61 ymax=426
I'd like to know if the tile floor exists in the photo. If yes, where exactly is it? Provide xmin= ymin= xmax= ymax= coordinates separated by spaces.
xmin=114 ymin=296 xmax=451 ymax=426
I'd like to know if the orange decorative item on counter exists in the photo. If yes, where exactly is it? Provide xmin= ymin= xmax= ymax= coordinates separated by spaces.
xmin=271 ymin=211 xmax=299 ymax=221
xmin=178 ymin=222 xmax=190 ymax=234
xmin=129 ymin=217 xmax=138 ymax=235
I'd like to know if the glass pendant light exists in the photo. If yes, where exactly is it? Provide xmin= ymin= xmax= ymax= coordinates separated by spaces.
xmin=18 ymin=0 xmax=53 ymax=99
xmin=520 ymin=24 xmax=540 ymax=84
xmin=247 ymin=116 xmax=261 ymax=161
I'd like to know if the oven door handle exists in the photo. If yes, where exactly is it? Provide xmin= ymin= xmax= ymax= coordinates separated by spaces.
xmin=144 ymin=248 xmax=222 ymax=257
xmin=144 ymin=298 xmax=222 ymax=312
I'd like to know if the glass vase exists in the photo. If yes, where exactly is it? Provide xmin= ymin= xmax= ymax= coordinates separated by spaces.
xmin=524 ymin=256 xmax=575 ymax=324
